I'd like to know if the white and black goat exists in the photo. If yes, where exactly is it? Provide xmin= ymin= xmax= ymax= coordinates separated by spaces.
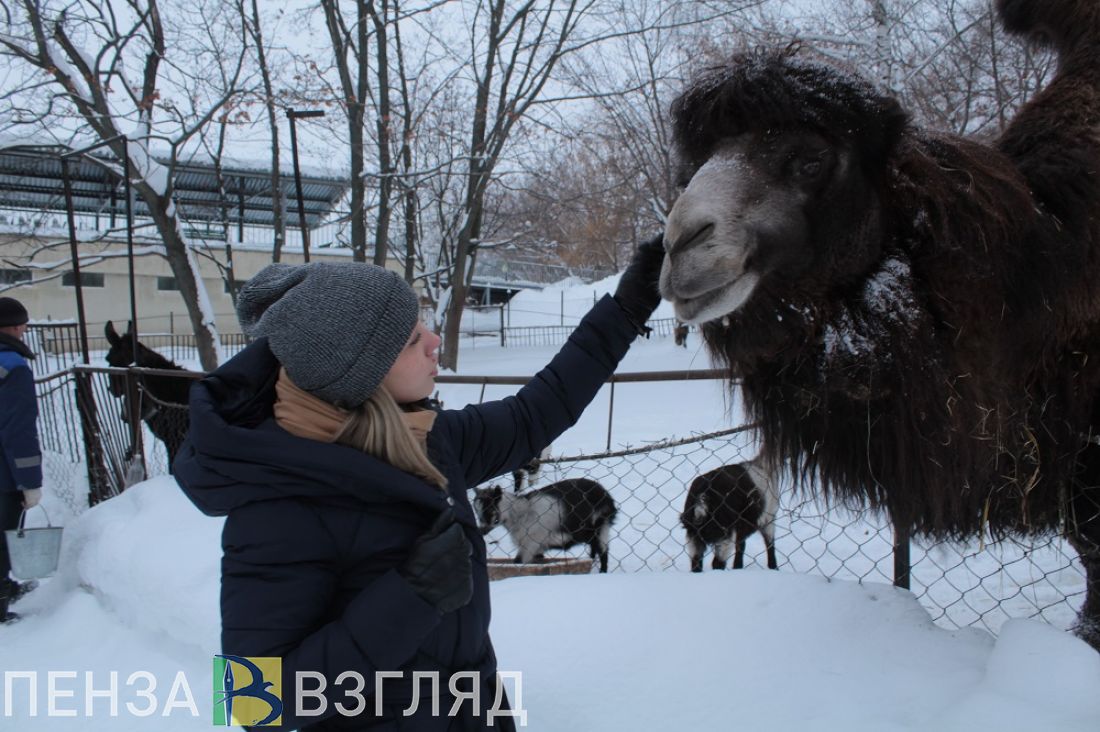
xmin=473 ymin=479 xmax=617 ymax=572
xmin=681 ymin=457 xmax=779 ymax=572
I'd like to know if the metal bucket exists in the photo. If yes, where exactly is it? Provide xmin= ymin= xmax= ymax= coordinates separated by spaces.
xmin=4 ymin=507 xmax=63 ymax=580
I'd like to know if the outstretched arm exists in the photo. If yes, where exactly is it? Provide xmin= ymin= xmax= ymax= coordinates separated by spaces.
xmin=436 ymin=235 xmax=665 ymax=487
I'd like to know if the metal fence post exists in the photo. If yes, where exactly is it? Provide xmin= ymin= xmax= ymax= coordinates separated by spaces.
xmin=605 ymin=379 xmax=615 ymax=452
xmin=124 ymin=371 xmax=147 ymax=480
xmin=893 ymin=522 xmax=912 ymax=589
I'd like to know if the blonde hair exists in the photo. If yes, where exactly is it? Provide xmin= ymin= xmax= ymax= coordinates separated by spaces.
xmin=335 ymin=386 xmax=448 ymax=489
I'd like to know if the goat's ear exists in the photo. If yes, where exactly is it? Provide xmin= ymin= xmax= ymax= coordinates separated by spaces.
xmin=124 ymin=320 xmax=134 ymax=336
xmin=105 ymin=320 xmax=120 ymax=345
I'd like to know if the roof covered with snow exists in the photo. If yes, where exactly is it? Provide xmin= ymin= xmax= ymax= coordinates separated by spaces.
xmin=0 ymin=144 xmax=348 ymax=228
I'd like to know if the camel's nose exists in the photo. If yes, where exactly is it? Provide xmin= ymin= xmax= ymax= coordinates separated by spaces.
xmin=664 ymin=170 xmax=723 ymax=258
xmin=666 ymin=221 xmax=715 ymax=256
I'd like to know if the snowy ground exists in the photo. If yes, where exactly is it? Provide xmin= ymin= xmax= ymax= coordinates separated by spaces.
xmin=3 ymin=478 xmax=1099 ymax=730
xmin=9 ymin=276 xmax=1097 ymax=729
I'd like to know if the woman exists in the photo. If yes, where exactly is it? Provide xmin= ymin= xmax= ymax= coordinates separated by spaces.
xmin=174 ymin=240 xmax=663 ymax=731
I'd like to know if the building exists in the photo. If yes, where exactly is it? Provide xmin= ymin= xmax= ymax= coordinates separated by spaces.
xmin=0 ymin=230 xmax=363 ymax=336
xmin=0 ymin=144 xmax=403 ymax=339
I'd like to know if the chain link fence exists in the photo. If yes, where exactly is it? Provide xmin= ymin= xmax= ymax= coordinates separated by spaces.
xmin=477 ymin=425 xmax=1085 ymax=636
xmin=33 ymin=370 xmax=90 ymax=520
xmin=31 ymin=355 xmax=1088 ymax=638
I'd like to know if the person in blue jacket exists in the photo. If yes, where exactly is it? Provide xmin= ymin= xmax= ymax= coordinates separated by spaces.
xmin=174 ymin=237 xmax=664 ymax=731
xmin=0 ymin=296 xmax=43 ymax=624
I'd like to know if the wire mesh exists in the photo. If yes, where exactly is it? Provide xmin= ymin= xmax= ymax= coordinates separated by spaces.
xmin=32 ymin=365 xmax=1090 ymax=638
xmin=481 ymin=426 xmax=1087 ymax=637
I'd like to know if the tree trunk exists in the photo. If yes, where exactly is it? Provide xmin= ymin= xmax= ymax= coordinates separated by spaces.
xmin=403 ymin=187 xmax=417 ymax=282
xmin=322 ymin=0 xmax=370 ymax=262
xmin=249 ymin=0 xmax=285 ymax=262
xmin=139 ymin=183 xmax=221 ymax=370
xmin=438 ymin=0 xmax=503 ymax=370
xmin=370 ymin=0 xmax=394 ymax=268
xmin=349 ymin=122 xmax=368 ymax=262
xmin=440 ymin=254 xmax=469 ymax=370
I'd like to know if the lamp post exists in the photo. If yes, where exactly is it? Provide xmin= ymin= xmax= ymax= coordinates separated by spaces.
xmin=286 ymin=108 xmax=326 ymax=263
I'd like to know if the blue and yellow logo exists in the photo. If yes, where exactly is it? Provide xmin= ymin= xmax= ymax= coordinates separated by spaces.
xmin=213 ymin=655 xmax=284 ymax=727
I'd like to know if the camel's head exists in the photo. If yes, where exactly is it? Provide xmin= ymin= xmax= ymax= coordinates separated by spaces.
xmin=661 ymin=49 xmax=908 ymax=325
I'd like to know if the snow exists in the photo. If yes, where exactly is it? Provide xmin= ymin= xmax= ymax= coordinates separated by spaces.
xmin=494 ymin=271 xmax=679 ymax=330
xmin=4 ymin=479 xmax=1097 ymax=730
xmin=125 ymin=139 xmax=170 ymax=199
xmin=5 ymin=277 xmax=1097 ymax=729
xmin=182 ymin=241 xmax=226 ymax=365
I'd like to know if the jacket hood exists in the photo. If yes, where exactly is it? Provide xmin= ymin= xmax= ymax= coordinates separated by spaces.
xmin=173 ymin=339 xmax=450 ymax=518
xmin=0 ymin=332 xmax=35 ymax=360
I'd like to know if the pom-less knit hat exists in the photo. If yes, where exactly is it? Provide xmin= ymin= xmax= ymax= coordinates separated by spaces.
xmin=236 ymin=262 xmax=420 ymax=408
xmin=0 ymin=297 xmax=29 ymax=327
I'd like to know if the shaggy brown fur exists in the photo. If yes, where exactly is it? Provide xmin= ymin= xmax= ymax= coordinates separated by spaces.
xmin=668 ymin=0 xmax=1100 ymax=644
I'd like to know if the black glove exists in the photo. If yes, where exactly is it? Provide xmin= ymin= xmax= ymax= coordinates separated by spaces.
xmin=399 ymin=509 xmax=474 ymax=614
xmin=613 ymin=233 xmax=666 ymax=334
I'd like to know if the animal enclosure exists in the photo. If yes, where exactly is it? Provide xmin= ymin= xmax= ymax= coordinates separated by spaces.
xmin=34 ymin=358 xmax=1086 ymax=639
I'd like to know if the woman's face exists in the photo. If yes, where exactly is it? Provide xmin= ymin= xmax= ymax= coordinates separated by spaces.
xmin=381 ymin=320 xmax=441 ymax=404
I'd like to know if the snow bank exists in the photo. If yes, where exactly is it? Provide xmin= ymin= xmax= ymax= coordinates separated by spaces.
xmin=491 ymin=572 xmax=1100 ymax=731
xmin=2 ymin=479 xmax=1096 ymax=731
xmin=19 ymin=477 xmax=223 ymax=655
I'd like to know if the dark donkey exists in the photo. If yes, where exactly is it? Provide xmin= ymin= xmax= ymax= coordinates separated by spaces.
xmin=104 ymin=321 xmax=192 ymax=470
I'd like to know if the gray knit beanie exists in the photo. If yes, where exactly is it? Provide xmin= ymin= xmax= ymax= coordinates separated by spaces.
xmin=236 ymin=262 xmax=420 ymax=408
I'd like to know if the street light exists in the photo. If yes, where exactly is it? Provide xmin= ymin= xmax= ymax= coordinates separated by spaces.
xmin=286 ymin=108 xmax=326 ymax=263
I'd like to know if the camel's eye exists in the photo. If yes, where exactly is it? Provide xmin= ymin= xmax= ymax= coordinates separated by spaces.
xmin=800 ymin=159 xmax=823 ymax=178
xmin=788 ymin=149 xmax=832 ymax=184
xmin=674 ymin=166 xmax=695 ymax=190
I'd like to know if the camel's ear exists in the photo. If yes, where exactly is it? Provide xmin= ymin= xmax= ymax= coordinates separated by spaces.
xmin=867 ymin=94 xmax=909 ymax=166
xmin=105 ymin=320 xmax=120 ymax=345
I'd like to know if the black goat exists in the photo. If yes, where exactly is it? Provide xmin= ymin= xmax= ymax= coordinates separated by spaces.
xmin=681 ymin=457 xmax=779 ymax=572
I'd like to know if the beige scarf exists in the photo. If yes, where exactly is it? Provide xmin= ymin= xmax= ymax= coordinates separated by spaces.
xmin=274 ymin=368 xmax=436 ymax=447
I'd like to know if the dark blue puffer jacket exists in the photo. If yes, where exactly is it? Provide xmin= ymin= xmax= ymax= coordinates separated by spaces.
xmin=173 ymin=296 xmax=638 ymax=731
xmin=0 ymin=335 xmax=42 ymax=494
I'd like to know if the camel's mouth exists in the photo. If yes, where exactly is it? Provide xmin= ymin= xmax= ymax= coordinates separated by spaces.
xmin=669 ymin=272 xmax=760 ymax=325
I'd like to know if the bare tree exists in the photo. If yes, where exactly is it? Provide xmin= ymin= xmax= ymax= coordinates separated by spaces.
xmin=304 ymin=0 xmax=452 ymax=270
xmin=902 ymin=0 xmax=1053 ymax=135
xmin=490 ymin=136 xmax=647 ymax=277
xmin=787 ymin=0 xmax=1051 ymax=135
xmin=391 ymin=1 xmax=421 ymax=282
xmin=426 ymin=0 xmax=596 ymax=369
xmin=318 ymin=0 xmax=373 ymax=262
xmin=245 ymin=0 xmax=288 ymax=261
xmin=364 ymin=0 xmax=396 ymax=268
xmin=0 ymin=0 xmax=251 ymax=369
